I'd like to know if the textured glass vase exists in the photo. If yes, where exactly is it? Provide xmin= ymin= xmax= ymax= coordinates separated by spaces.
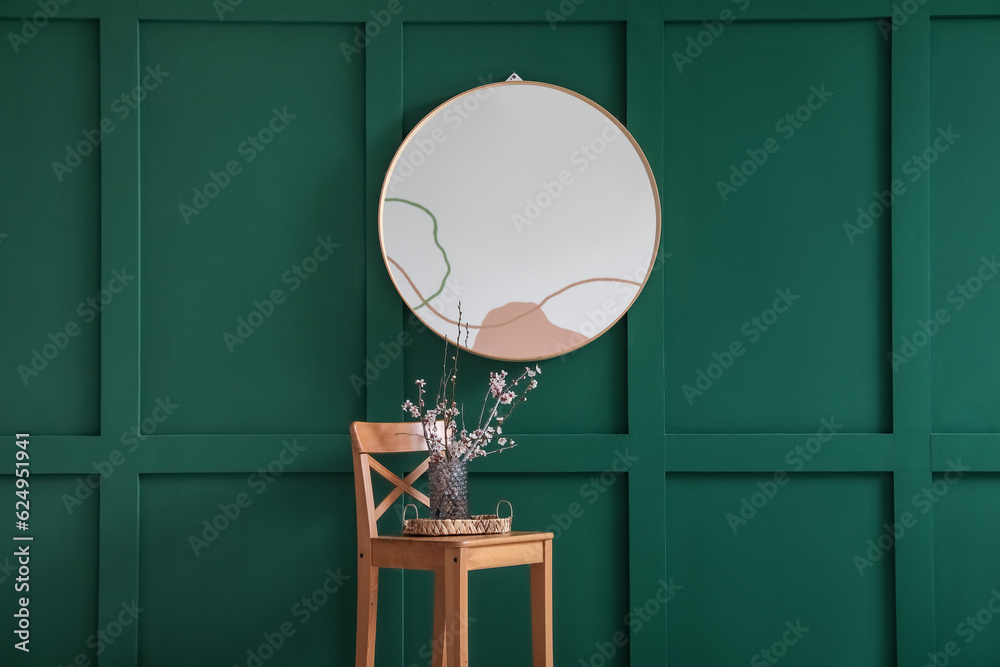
xmin=429 ymin=459 xmax=469 ymax=520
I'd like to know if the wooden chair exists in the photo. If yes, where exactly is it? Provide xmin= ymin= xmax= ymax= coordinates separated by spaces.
xmin=351 ymin=421 xmax=554 ymax=667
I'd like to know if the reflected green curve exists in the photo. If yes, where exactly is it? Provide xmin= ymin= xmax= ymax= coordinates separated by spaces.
xmin=385 ymin=198 xmax=451 ymax=310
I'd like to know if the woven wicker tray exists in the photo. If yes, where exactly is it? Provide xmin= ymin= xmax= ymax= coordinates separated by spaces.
xmin=403 ymin=500 xmax=513 ymax=536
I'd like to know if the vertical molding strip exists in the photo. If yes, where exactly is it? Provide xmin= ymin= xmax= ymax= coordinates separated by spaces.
xmin=365 ymin=7 xmax=405 ymax=423
xmin=97 ymin=0 xmax=142 ymax=665
xmin=363 ymin=5 xmax=406 ymax=664
xmin=890 ymin=11 xmax=936 ymax=666
xmin=626 ymin=0 xmax=668 ymax=663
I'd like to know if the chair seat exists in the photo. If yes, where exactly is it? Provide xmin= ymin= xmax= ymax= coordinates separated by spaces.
xmin=371 ymin=531 xmax=555 ymax=572
xmin=374 ymin=530 xmax=554 ymax=548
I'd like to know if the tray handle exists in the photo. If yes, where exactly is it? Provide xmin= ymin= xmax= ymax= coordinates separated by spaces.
xmin=402 ymin=503 xmax=420 ymax=524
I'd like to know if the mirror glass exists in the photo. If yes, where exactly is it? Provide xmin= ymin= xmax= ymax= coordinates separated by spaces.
xmin=380 ymin=81 xmax=660 ymax=361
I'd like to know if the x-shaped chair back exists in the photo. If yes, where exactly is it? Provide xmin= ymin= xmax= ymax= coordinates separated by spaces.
xmin=351 ymin=420 xmax=440 ymax=542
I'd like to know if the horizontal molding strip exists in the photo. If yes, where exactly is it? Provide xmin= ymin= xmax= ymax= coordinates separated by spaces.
xmin=467 ymin=434 xmax=630 ymax=473
xmin=664 ymin=2 xmax=888 ymax=21
xmin=0 ymin=434 xmax=631 ymax=475
xmin=132 ymin=433 xmax=628 ymax=474
xmin=2 ymin=433 xmax=913 ymax=474
xmin=929 ymin=2 xmax=1000 ymax=17
xmin=0 ymin=1 xmax=98 ymax=17
xmin=932 ymin=434 xmax=1000 ymax=472
xmin=663 ymin=5 xmax=1000 ymax=21
xmin=1 ymin=436 xmax=106 ymax=474
xmin=385 ymin=3 xmax=625 ymax=22
xmin=664 ymin=433 xmax=895 ymax=472
xmin=133 ymin=0 xmax=623 ymax=23
xmin=135 ymin=0 xmax=367 ymax=22
xmin=135 ymin=434 xmax=352 ymax=473
xmin=2 ymin=7 xmax=991 ymax=23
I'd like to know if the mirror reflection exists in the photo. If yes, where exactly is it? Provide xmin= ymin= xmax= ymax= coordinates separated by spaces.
xmin=380 ymin=81 xmax=660 ymax=361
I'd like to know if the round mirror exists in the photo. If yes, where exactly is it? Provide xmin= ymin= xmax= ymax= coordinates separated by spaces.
xmin=379 ymin=80 xmax=660 ymax=361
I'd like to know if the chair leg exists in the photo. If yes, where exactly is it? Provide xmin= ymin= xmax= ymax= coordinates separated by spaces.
xmin=444 ymin=548 xmax=469 ymax=667
xmin=432 ymin=571 xmax=446 ymax=667
xmin=530 ymin=539 xmax=553 ymax=667
xmin=356 ymin=557 xmax=379 ymax=667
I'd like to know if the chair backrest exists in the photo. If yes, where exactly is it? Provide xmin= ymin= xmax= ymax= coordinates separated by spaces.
xmin=350 ymin=421 xmax=444 ymax=543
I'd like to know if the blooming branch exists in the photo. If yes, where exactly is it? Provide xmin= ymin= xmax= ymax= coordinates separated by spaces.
xmin=400 ymin=310 xmax=541 ymax=462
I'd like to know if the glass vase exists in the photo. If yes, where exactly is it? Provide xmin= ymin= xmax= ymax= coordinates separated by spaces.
xmin=429 ymin=459 xmax=469 ymax=520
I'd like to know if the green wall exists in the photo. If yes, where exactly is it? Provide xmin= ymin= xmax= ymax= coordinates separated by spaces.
xmin=2 ymin=0 xmax=999 ymax=665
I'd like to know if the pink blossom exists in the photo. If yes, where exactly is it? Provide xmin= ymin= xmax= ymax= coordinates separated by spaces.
xmin=489 ymin=370 xmax=508 ymax=398
xmin=400 ymin=323 xmax=541 ymax=461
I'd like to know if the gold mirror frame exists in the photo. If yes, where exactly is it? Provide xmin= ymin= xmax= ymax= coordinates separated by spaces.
xmin=379 ymin=80 xmax=661 ymax=361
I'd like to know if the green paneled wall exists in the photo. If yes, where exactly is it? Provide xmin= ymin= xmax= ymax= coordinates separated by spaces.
xmin=2 ymin=1 xmax=1000 ymax=666
xmin=666 ymin=472 xmax=896 ymax=665
xmin=139 ymin=472 xmax=357 ymax=666
xmin=139 ymin=21 xmax=367 ymax=434
xmin=0 ymin=475 xmax=99 ymax=666
xmin=933 ymin=473 xmax=1000 ymax=666
xmin=663 ymin=19 xmax=893 ymax=434
xmin=1 ymin=19 xmax=101 ymax=435
xmin=929 ymin=18 xmax=1000 ymax=433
